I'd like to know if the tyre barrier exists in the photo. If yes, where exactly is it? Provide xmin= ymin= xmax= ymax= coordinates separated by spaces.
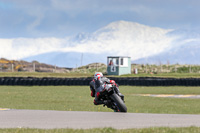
xmin=1 ymin=77 xmax=200 ymax=86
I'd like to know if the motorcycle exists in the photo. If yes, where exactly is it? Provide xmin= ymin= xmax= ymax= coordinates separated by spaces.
xmin=100 ymin=83 xmax=127 ymax=112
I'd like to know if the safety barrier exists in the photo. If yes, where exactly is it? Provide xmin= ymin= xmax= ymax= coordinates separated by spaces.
xmin=1 ymin=77 xmax=200 ymax=86
xmin=0 ymin=77 xmax=93 ymax=86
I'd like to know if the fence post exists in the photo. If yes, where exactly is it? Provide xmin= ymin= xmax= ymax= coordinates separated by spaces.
xmin=160 ymin=63 xmax=162 ymax=73
xmin=145 ymin=65 xmax=147 ymax=73
xmin=33 ymin=63 xmax=35 ymax=72
xmin=11 ymin=64 xmax=14 ymax=72
xmin=175 ymin=65 xmax=177 ymax=73
xmin=54 ymin=65 xmax=57 ymax=73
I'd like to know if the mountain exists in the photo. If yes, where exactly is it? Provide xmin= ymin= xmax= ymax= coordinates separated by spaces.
xmin=134 ymin=29 xmax=200 ymax=64
xmin=23 ymin=21 xmax=176 ymax=67
xmin=134 ymin=39 xmax=200 ymax=64
xmin=23 ymin=52 xmax=108 ymax=68
xmin=69 ymin=21 xmax=175 ymax=60
xmin=1 ymin=20 xmax=200 ymax=67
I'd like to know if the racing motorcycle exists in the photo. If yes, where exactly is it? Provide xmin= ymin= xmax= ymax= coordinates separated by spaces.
xmin=100 ymin=83 xmax=127 ymax=112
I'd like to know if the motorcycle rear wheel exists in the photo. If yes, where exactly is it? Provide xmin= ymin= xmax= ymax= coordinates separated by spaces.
xmin=110 ymin=93 xmax=127 ymax=112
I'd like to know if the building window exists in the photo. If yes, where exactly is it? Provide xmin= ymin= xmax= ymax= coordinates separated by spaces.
xmin=108 ymin=58 xmax=119 ymax=66
xmin=121 ymin=58 xmax=123 ymax=65
xmin=116 ymin=58 xmax=119 ymax=65
xmin=108 ymin=59 xmax=113 ymax=66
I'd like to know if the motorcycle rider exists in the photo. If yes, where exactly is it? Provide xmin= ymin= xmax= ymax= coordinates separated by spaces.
xmin=90 ymin=72 xmax=122 ymax=105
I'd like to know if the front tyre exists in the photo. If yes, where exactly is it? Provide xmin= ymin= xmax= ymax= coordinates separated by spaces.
xmin=110 ymin=93 xmax=127 ymax=112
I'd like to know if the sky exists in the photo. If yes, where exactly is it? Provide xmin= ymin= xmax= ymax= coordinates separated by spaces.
xmin=0 ymin=0 xmax=200 ymax=38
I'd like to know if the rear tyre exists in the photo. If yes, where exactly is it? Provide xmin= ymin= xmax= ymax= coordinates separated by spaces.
xmin=110 ymin=93 xmax=127 ymax=112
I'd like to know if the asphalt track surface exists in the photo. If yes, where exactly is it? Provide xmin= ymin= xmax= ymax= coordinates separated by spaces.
xmin=1 ymin=109 xmax=200 ymax=129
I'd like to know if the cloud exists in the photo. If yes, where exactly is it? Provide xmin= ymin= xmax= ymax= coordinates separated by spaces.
xmin=0 ymin=21 xmax=176 ymax=61
xmin=0 ymin=37 xmax=69 ymax=59
xmin=13 ymin=1 xmax=49 ymax=33
xmin=1 ymin=0 xmax=200 ymax=38
xmin=50 ymin=0 xmax=145 ymax=15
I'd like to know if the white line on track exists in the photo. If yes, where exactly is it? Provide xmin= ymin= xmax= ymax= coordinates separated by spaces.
xmin=135 ymin=94 xmax=200 ymax=98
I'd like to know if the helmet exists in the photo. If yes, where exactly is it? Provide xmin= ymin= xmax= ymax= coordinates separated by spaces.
xmin=94 ymin=72 xmax=103 ymax=79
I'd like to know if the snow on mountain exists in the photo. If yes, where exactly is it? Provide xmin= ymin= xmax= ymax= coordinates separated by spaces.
xmin=1 ymin=20 xmax=198 ymax=67
xmin=70 ymin=21 xmax=176 ymax=60
xmin=134 ymin=36 xmax=200 ymax=64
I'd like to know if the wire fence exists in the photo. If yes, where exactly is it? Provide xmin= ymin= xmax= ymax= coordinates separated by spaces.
xmin=131 ymin=64 xmax=200 ymax=74
xmin=0 ymin=63 xmax=59 ymax=73
xmin=1 ymin=63 xmax=200 ymax=74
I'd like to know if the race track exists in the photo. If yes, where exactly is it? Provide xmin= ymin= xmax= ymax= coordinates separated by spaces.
xmin=1 ymin=109 xmax=200 ymax=129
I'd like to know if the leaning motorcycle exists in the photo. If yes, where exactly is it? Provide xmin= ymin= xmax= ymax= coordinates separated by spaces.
xmin=100 ymin=84 xmax=127 ymax=112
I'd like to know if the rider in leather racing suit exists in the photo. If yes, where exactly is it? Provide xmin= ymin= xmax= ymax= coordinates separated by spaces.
xmin=90 ymin=72 xmax=123 ymax=105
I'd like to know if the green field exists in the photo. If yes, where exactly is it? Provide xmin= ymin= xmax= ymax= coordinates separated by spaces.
xmin=0 ymin=72 xmax=93 ymax=78
xmin=1 ymin=86 xmax=200 ymax=114
xmin=1 ymin=127 xmax=200 ymax=133
xmin=1 ymin=86 xmax=200 ymax=132
xmin=121 ymin=73 xmax=200 ymax=78
xmin=1 ymin=72 xmax=200 ymax=78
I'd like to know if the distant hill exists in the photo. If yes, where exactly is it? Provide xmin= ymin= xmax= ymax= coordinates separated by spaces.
xmin=1 ymin=21 xmax=200 ymax=67
xmin=0 ymin=58 xmax=106 ymax=73
xmin=23 ymin=52 xmax=107 ymax=68
xmin=23 ymin=21 xmax=200 ymax=66
xmin=0 ymin=58 xmax=68 ymax=72
xmin=21 ymin=21 xmax=174 ymax=67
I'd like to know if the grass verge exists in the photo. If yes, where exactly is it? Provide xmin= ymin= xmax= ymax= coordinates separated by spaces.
xmin=1 ymin=72 xmax=200 ymax=78
xmin=0 ymin=86 xmax=200 ymax=114
xmin=1 ymin=127 xmax=200 ymax=133
xmin=120 ymin=73 xmax=200 ymax=78
xmin=0 ymin=72 xmax=93 ymax=78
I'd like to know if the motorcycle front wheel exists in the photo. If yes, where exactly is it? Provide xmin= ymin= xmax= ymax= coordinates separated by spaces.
xmin=110 ymin=93 xmax=127 ymax=112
